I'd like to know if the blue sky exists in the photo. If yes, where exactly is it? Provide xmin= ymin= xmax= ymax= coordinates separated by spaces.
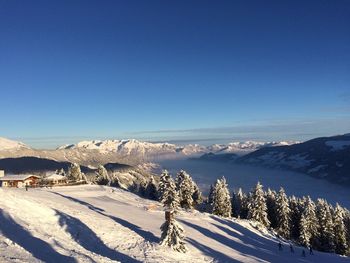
xmin=0 ymin=0 xmax=349 ymax=148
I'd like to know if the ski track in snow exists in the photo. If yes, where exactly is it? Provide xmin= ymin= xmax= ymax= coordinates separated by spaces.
xmin=0 ymin=185 xmax=349 ymax=263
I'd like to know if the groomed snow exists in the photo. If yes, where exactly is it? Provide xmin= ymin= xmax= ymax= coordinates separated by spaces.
xmin=0 ymin=185 xmax=348 ymax=263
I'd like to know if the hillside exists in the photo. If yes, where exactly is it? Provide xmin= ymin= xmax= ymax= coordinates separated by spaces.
xmin=0 ymin=185 xmax=348 ymax=263
xmin=238 ymin=134 xmax=350 ymax=185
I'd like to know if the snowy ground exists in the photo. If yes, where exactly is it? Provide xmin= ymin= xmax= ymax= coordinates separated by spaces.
xmin=159 ymin=159 xmax=350 ymax=209
xmin=0 ymin=185 xmax=348 ymax=263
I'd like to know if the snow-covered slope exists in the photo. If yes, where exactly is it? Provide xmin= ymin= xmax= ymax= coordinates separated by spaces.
xmin=0 ymin=185 xmax=347 ymax=263
xmin=0 ymin=137 xmax=29 ymax=150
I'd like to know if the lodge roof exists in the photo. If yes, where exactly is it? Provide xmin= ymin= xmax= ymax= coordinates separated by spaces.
xmin=0 ymin=174 xmax=41 ymax=181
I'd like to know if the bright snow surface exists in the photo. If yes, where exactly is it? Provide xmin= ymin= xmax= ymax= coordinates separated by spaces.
xmin=0 ymin=185 xmax=348 ymax=262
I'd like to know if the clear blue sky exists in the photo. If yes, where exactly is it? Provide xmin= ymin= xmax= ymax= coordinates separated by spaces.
xmin=0 ymin=0 xmax=349 ymax=148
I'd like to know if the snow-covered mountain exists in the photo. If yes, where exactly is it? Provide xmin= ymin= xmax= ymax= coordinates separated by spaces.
xmin=58 ymin=139 xmax=298 ymax=157
xmin=0 ymin=136 xmax=299 ymax=167
xmin=0 ymin=137 xmax=29 ymax=151
xmin=0 ymin=185 xmax=348 ymax=262
xmin=239 ymin=134 xmax=350 ymax=185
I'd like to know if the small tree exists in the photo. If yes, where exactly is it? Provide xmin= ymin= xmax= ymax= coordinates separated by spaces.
xmin=232 ymin=188 xmax=245 ymax=218
xmin=192 ymin=182 xmax=203 ymax=207
xmin=248 ymin=182 xmax=270 ymax=227
xmin=212 ymin=177 xmax=232 ymax=218
xmin=159 ymin=173 xmax=187 ymax=252
xmin=96 ymin=165 xmax=109 ymax=185
xmin=68 ymin=163 xmax=83 ymax=181
xmin=275 ymin=187 xmax=291 ymax=238
xmin=145 ymin=176 xmax=158 ymax=201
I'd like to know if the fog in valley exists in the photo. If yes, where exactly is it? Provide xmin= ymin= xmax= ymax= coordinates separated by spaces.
xmin=159 ymin=159 xmax=350 ymax=209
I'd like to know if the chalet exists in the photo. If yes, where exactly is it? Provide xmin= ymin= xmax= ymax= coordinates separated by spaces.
xmin=0 ymin=173 xmax=40 ymax=188
xmin=45 ymin=173 xmax=67 ymax=186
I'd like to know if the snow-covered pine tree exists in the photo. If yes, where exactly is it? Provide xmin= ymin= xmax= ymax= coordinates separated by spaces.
xmin=316 ymin=199 xmax=335 ymax=252
xmin=160 ymin=174 xmax=180 ymax=213
xmin=68 ymin=163 xmax=83 ymax=181
xmin=192 ymin=181 xmax=203 ymax=207
xmin=289 ymin=195 xmax=302 ymax=240
xmin=158 ymin=170 xmax=171 ymax=201
xmin=265 ymin=188 xmax=277 ymax=228
xmin=145 ymin=176 xmax=158 ymax=201
xmin=160 ymin=217 xmax=187 ymax=253
xmin=96 ymin=165 xmax=109 ymax=185
xmin=159 ymin=173 xmax=187 ymax=252
xmin=240 ymin=191 xmax=250 ymax=219
xmin=298 ymin=196 xmax=318 ymax=247
xmin=333 ymin=203 xmax=349 ymax=255
xmin=275 ymin=187 xmax=291 ymax=238
xmin=248 ymin=182 xmax=270 ymax=227
xmin=212 ymin=177 xmax=232 ymax=218
xmin=176 ymin=170 xmax=195 ymax=210
xmin=206 ymin=184 xmax=215 ymax=213
xmin=232 ymin=188 xmax=245 ymax=218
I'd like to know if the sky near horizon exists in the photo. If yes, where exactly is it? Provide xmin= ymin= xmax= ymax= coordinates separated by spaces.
xmin=0 ymin=0 xmax=350 ymax=148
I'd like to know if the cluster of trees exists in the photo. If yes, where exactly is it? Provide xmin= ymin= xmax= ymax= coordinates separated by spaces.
xmin=207 ymin=178 xmax=350 ymax=256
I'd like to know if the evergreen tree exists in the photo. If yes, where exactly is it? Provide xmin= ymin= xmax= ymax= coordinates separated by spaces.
xmin=232 ymin=188 xmax=245 ymax=218
xmin=316 ymin=199 xmax=335 ymax=252
xmin=275 ymin=187 xmax=291 ymax=238
xmin=212 ymin=177 xmax=232 ymax=218
xmin=159 ymin=173 xmax=187 ymax=252
xmin=160 ymin=217 xmax=187 ymax=253
xmin=145 ymin=176 xmax=158 ymax=200
xmin=333 ymin=204 xmax=348 ymax=255
xmin=160 ymin=174 xmax=180 ymax=213
xmin=192 ymin=182 xmax=203 ymax=207
xmin=289 ymin=195 xmax=302 ymax=240
xmin=68 ymin=163 xmax=83 ymax=181
xmin=240 ymin=191 xmax=250 ymax=219
xmin=95 ymin=165 xmax=109 ymax=185
xmin=299 ymin=196 xmax=318 ymax=247
xmin=206 ymin=184 xmax=215 ymax=213
xmin=265 ymin=188 xmax=277 ymax=228
xmin=176 ymin=170 xmax=195 ymax=209
xmin=158 ymin=170 xmax=171 ymax=201
xmin=248 ymin=182 xmax=270 ymax=227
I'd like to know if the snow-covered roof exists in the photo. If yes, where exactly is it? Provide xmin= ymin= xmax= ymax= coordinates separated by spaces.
xmin=0 ymin=174 xmax=40 ymax=181
xmin=46 ymin=174 xmax=67 ymax=180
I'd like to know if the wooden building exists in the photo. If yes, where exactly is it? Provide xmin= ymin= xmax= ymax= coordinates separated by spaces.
xmin=0 ymin=174 xmax=40 ymax=188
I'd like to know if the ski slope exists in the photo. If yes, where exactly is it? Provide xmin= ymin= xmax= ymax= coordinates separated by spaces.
xmin=0 ymin=185 xmax=348 ymax=263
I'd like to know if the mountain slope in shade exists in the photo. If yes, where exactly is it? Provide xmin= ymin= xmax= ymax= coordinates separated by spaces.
xmin=0 ymin=137 xmax=30 ymax=150
xmin=0 ymin=185 xmax=348 ymax=263
xmin=238 ymin=134 xmax=350 ymax=185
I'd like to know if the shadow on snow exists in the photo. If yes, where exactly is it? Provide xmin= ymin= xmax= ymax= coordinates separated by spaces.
xmin=180 ymin=218 xmax=306 ymax=263
xmin=51 ymin=192 xmax=159 ymax=243
xmin=0 ymin=209 xmax=76 ymax=263
xmin=55 ymin=209 xmax=141 ymax=263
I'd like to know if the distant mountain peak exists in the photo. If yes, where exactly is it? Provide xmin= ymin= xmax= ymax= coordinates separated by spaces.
xmin=0 ymin=137 xmax=30 ymax=151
